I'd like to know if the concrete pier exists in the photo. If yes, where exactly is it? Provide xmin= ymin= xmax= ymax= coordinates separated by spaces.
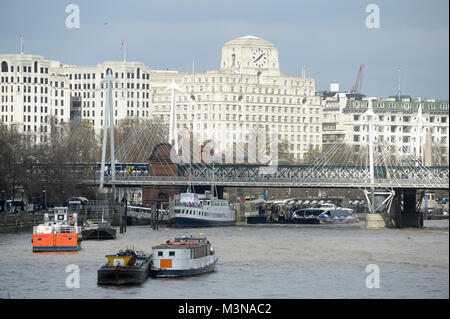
xmin=365 ymin=213 xmax=387 ymax=229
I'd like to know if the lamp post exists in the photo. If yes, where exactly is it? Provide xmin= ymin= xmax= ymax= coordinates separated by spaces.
xmin=1 ymin=190 xmax=4 ymax=213
xmin=42 ymin=189 xmax=47 ymax=210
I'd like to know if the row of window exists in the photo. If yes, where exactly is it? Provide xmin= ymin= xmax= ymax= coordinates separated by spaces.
xmin=1 ymin=61 xmax=48 ymax=74
xmin=181 ymin=84 xmax=313 ymax=96
xmin=69 ymin=70 xmax=150 ymax=81
xmin=353 ymin=114 xmax=448 ymax=123
xmin=183 ymin=76 xmax=313 ymax=88
xmin=70 ymin=82 xmax=150 ymax=91
xmin=153 ymin=103 xmax=320 ymax=115
xmin=351 ymin=100 xmax=448 ymax=111
xmin=180 ymin=209 xmax=231 ymax=218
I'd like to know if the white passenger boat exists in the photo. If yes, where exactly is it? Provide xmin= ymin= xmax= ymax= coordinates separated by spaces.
xmin=169 ymin=160 xmax=236 ymax=227
xmin=149 ymin=236 xmax=218 ymax=277
xmin=169 ymin=191 xmax=236 ymax=227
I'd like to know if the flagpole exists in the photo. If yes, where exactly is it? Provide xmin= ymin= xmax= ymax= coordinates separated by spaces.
xmin=192 ymin=59 xmax=195 ymax=83
xmin=122 ymin=39 xmax=126 ymax=62
xmin=20 ymin=32 xmax=24 ymax=55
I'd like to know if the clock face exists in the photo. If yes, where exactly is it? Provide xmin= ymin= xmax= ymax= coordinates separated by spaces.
xmin=252 ymin=48 xmax=267 ymax=68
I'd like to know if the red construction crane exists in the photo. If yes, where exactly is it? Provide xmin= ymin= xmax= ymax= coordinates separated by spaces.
xmin=349 ymin=64 xmax=364 ymax=93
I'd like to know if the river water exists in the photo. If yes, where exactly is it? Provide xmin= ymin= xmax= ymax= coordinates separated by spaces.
xmin=0 ymin=220 xmax=448 ymax=299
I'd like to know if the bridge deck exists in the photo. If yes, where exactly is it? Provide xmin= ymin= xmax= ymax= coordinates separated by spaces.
xmin=81 ymin=176 xmax=449 ymax=189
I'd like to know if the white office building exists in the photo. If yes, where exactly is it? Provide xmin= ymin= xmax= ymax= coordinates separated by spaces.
xmin=150 ymin=35 xmax=323 ymax=161
xmin=0 ymin=54 xmax=71 ymax=142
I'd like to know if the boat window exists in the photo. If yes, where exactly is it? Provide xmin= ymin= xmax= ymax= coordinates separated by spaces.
xmin=169 ymin=251 xmax=175 ymax=256
xmin=158 ymin=251 xmax=163 ymax=256
xmin=330 ymin=210 xmax=349 ymax=216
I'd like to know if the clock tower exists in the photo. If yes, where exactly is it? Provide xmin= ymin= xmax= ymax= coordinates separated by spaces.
xmin=220 ymin=35 xmax=281 ymax=77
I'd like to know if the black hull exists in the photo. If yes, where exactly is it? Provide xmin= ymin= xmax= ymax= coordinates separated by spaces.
xmin=150 ymin=258 xmax=217 ymax=278
xmin=247 ymin=216 xmax=320 ymax=224
xmin=33 ymin=246 xmax=81 ymax=252
xmin=246 ymin=216 xmax=269 ymax=224
xmin=82 ymin=228 xmax=116 ymax=240
xmin=170 ymin=217 xmax=235 ymax=227
xmin=426 ymin=216 xmax=449 ymax=220
xmin=97 ymin=258 xmax=151 ymax=285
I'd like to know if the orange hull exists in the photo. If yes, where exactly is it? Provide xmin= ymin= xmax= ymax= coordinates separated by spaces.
xmin=32 ymin=233 xmax=80 ymax=252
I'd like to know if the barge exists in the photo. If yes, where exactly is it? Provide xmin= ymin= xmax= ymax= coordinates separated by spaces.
xmin=82 ymin=219 xmax=116 ymax=240
xmin=97 ymin=249 xmax=151 ymax=285
xmin=150 ymin=236 xmax=218 ymax=278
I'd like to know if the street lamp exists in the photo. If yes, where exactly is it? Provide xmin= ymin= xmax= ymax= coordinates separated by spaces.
xmin=42 ymin=189 xmax=47 ymax=210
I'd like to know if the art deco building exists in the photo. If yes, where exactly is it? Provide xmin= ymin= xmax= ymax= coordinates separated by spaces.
xmin=150 ymin=35 xmax=323 ymax=161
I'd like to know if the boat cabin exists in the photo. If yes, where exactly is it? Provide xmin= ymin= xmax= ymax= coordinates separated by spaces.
xmin=45 ymin=207 xmax=78 ymax=226
xmin=293 ymin=208 xmax=324 ymax=219
xmin=319 ymin=208 xmax=354 ymax=217
xmin=152 ymin=237 xmax=213 ymax=269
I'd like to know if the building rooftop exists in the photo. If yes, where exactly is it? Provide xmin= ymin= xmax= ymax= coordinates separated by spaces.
xmin=223 ymin=35 xmax=275 ymax=47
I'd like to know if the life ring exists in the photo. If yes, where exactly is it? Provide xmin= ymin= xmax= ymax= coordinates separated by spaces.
xmin=68 ymin=214 xmax=74 ymax=220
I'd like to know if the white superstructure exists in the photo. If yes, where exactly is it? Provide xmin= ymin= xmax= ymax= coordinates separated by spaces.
xmin=169 ymin=191 xmax=236 ymax=227
xmin=150 ymin=236 xmax=218 ymax=277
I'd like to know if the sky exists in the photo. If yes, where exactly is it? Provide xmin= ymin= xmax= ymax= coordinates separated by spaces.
xmin=0 ymin=0 xmax=448 ymax=100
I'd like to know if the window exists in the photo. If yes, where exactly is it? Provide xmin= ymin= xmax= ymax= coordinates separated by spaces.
xmin=1 ymin=61 xmax=8 ymax=72
xmin=169 ymin=251 xmax=175 ymax=256
xmin=157 ymin=251 xmax=163 ymax=256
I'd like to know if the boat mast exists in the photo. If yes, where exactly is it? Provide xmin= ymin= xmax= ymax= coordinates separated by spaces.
xmin=211 ymin=160 xmax=215 ymax=197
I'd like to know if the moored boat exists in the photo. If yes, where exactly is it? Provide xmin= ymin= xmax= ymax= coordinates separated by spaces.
xmin=150 ymin=236 xmax=218 ymax=278
xmin=292 ymin=208 xmax=322 ymax=224
xmin=169 ymin=191 xmax=236 ymax=227
xmin=318 ymin=208 xmax=359 ymax=224
xmin=32 ymin=207 xmax=82 ymax=252
xmin=82 ymin=219 xmax=116 ymax=240
xmin=97 ymin=249 xmax=151 ymax=285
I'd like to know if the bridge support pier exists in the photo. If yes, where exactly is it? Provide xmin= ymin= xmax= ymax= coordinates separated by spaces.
xmin=365 ymin=213 xmax=387 ymax=229
xmin=398 ymin=188 xmax=423 ymax=228
xmin=368 ymin=188 xmax=424 ymax=229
